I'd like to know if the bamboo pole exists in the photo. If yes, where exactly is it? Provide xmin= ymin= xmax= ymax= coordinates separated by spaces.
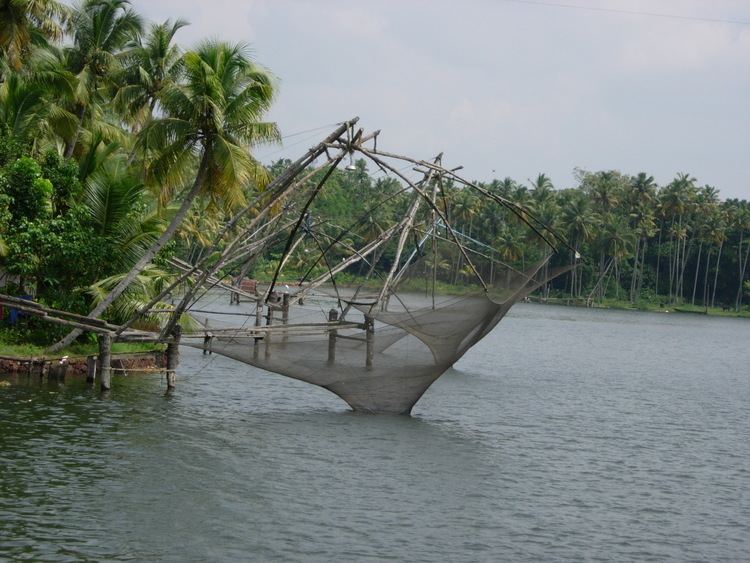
xmin=374 ymin=169 xmax=431 ymax=310
xmin=161 ymin=132 xmax=358 ymax=338
xmin=352 ymin=146 xmax=572 ymax=253
xmin=117 ymin=120 xmax=358 ymax=337
xmin=295 ymin=222 xmax=401 ymax=299
xmin=357 ymin=148 xmax=488 ymax=292
xmin=264 ymin=153 xmax=348 ymax=301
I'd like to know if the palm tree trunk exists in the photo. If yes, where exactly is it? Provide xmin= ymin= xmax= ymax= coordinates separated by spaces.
xmin=703 ymin=248 xmax=712 ymax=310
xmin=691 ymin=242 xmax=702 ymax=306
xmin=668 ymin=218 xmax=678 ymax=303
xmin=679 ymin=236 xmax=690 ymax=302
xmin=64 ymin=105 xmax=86 ymax=159
xmin=48 ymin=154 xmax=209 ymax=351
xmin=711 ymin=240 xmax=724 ymax=308
xmin=570 ymin=241 xmax=579 ymax=298
xmin=126 ymin=97 xmax=159 ymax=165
xmin=635 ymin=239 xmax=647 ymax=300
xmin=655 ymin=224 xmax=663 ymax=296
xmin=735 ymin=233 xmax=750 ymax=311
xmin=630 ymin=236 xmax=640 ymax=303
xmin=614 ymin=258 xmax=621 ymax=300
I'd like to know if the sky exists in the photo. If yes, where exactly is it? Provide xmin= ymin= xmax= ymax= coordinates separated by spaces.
xmin=130 ymin=0 xmax=750 ymax=199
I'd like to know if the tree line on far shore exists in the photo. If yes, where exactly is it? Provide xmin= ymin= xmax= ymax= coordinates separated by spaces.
xmin=447 ymin=169 xmax=749 ymax=310
xmin=273 ymin=160 xmax=750 ymax=312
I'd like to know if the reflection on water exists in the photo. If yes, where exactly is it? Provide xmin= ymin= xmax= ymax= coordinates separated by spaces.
xmin=2 ymin=304 xmax=749 ymax=561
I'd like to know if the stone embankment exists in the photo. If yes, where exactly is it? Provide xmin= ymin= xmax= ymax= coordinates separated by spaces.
xmin=0 ymin=351 xmax=166 ymax=376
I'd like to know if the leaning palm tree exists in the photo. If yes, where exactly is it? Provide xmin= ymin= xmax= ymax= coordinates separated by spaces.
xmin=50 ymin=40 xmax=279 ymax=350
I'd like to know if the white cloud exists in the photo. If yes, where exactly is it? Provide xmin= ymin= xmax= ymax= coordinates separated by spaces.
xmin=618 ymin=19 xmax=750 ymax=73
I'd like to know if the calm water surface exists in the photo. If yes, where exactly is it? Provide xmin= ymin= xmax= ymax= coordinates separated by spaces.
xmin=1 ymin=304 xmax=749 ymax=561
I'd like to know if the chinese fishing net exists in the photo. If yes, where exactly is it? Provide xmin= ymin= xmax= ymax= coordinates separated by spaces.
xmin=181 ymin=231 xmax=570 ymax=414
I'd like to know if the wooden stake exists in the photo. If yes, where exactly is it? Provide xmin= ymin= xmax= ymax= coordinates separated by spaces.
xmin=328 ymin=309 xmax=338 ymax=364
xmin=86 ymin=355 xmax=97 ymax=383
xmin=264 ymin=305 xmax=273 ymax=359
xmin=98 ymin=334 xmax=112 ymax=391
xmin=365 ymin=315 xmax=374 ymax=370
xmin=165 ymin=325 xmax=180 ymax=390
xmin=282 ymin=293 xmax=290 ymax=344
xmin=254 ymin=298 xmax=262 ymax=360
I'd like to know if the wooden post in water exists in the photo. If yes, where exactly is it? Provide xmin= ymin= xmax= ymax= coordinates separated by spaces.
xmin=98 ymin=333 xmax=112 ymax=391
xmin=364 ymin=315 xmax=374 ymax=370
xmin=56 ymin=357 xmax=69 ymax=381
xmin=253 ymin=298 xmax=262 ymax=360
xmin=264 ymin=305 xmax=273 ymax=359
xmin=281 ymin=293 xmax=290 ymax=344
xmin=166 ymin=325 xmax=181 ymax=390
xmin=328 ymin=309 xmax=338 ymax=365
xmin=86 ymin=355 xmax=97 ymax=383
xmin=202 ymin=332 xmax=213 ymax=355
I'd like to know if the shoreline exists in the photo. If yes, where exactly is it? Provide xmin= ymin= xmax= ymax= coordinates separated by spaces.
xmin=0 ymin=349 xmax=166 ymax=376
xmin=524 ymin=296 xmax=750 ymax=318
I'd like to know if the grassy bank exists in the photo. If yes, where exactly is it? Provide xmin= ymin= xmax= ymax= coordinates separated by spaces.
xmin=530 ymin=296 xmax=750 ymax=318
xmin=0 ymin=336 xmax=164 ymax=360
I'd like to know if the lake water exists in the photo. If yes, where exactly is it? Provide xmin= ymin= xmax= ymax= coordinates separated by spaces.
xmin=1 ymin=304 xmax=749 ymax=561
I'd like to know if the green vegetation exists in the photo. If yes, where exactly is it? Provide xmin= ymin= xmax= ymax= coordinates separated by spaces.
xmin=0 ymin=1 xmax=747 ymax=358
xmin=0 ymin=0 xmax=279 ymax=348
xmin=258 ymin=166 xmax=749 ymax=316
xmin=0 ymin=328 xmax=162 ymax=358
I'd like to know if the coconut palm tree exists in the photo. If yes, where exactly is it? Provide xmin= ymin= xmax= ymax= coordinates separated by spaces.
xmin=50 ymin=40 xmax=279 ymax=350
xmin=592 ymin=212 xmax=633 ymax=301
xmin=0 ymin=47 xmax=78 ymax=150
xmin=626 ymin=173 xmax=657 ymax=302
xmin=529 ymin=173 xmax=554 ymax=207
xmin=732 ymin=205 xmax=750 ymax=310
xmin=587 ymin=170 xmax=622 ymax=214
xmin=0 ymin=0 xmax=68 ymax=71
xmin=84 ymin=157 xmax=165 ymax=267
xmin=560 ymin=192 xmax=594 ymax=297
xmin=63 ymin=0 xmax=143 ymax=157
xmin=115 ymin=18 xmax=187 ymax=131
xmin=687 ymin=185 xmax=719 ymax=305
xmin=660 ymin=173 xmax=696 ymax=302
xmin=709 ymin=208 xmax=728 ymax=308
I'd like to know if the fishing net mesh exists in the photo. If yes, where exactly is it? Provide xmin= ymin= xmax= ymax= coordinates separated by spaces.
xmin=182 ymin=239 xmax=568 ymax=414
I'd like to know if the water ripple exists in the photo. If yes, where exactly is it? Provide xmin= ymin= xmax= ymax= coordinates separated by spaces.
xmin=1 ymin=304 xmax=749 ymax=561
